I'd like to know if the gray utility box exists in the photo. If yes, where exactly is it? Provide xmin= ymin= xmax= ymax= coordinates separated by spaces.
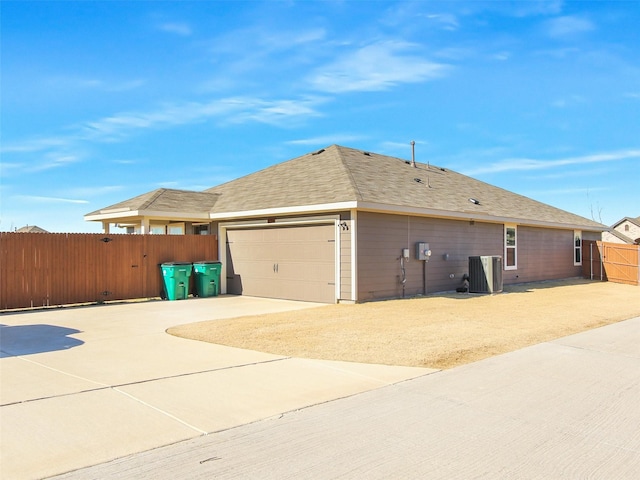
xmin=468 ymin=256 xmax=503 ymax=294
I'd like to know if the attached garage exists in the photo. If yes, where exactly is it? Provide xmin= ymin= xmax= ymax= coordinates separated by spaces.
xmin=89 ymin=145 xmax=607 ymax=303
xmin=225 ymin=223 xmax=337 ymax=303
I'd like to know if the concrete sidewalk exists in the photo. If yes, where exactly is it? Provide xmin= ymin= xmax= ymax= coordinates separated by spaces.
xmin=0 ymin=297 xmax=432 ymax=480
xmin=51 ymin=316 xmax=640 ymax=479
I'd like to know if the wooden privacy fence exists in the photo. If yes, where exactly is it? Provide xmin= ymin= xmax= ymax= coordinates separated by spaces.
xmin=583 ymin=240 xmax=639 ymax=286
xmin=0 ymin=233 xmax=218 ymax=310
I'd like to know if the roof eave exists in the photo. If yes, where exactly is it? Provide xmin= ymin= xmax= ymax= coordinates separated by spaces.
xmin=85 ymin=209 xmax=212 ymax=222
xmin=209 ymin=202 xmax=358 ymax=220
xmin=355 ymin=202 xmax=606 ymax=231
xmin=208 ymin=201 xmax=606 ymax=231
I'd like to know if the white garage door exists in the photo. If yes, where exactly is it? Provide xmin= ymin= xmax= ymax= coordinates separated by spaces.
xmin=226 ymin=224 xmax=336 ymax=303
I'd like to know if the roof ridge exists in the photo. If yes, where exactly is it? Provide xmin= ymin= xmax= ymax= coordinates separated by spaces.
xmin=331 ymin=145 xmax=365 ymax=201
xmin=139 ymin=188 xmax=167 ymax=210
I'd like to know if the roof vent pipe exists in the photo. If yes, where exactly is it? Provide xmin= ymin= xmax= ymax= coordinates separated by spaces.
xmin=411 ymin=140 xmax=416 ymax=168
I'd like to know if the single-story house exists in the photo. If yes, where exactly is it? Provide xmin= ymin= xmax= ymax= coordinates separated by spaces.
xmin=602 ymin=216 xmax=640 ymax=245
xmin=86 ymin=145 xmax=606 ymax=303
xmin=16 ymin=225 xmax=49 ymax=233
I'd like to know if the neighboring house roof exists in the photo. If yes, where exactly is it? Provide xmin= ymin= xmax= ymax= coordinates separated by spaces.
xmin=15 ymin=225 xmax=48 ymax=233
xmin=85 ymin=188 xmax=220 ymax=221
xmin=611 ymin=216 xmax=640 ymax=229
xmin=87 ymin=145 xmax=606 ymax=231
xmin=205 ymin=145 xmax=604 ymax=230
xmin=605 ymin=229 xmax=636 ymax=244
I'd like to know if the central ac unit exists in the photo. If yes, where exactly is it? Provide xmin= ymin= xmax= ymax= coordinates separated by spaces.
xmin=468 ymin=256 xmax=503 ymax=293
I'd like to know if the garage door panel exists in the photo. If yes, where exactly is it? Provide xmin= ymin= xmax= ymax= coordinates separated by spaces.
xmin=226 ymin=224 xmax=336 ymax=303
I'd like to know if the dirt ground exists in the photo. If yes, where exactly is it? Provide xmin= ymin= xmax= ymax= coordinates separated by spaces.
xmin=168 ymin=279 xmax=640 ymax=369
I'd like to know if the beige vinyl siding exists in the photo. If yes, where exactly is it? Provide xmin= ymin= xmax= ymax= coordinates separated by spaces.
xmin=339 ymin=213 xmax=352 ymax=301
xmin=357 ymin=212 xmax=502 ymax=301
xmin=356 ymin=212 xmax=597 ymax=301
xmin=503 ymin=226 xmax=593 ymax=283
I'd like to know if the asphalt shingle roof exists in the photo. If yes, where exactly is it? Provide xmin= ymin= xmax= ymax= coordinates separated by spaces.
xmin=86 ymin=189 xmax=219 ymax=216
xmin=88 ymin=145 xmax=605 ymax=230
xmin=205 ymin=145 xmax=604 ymax=229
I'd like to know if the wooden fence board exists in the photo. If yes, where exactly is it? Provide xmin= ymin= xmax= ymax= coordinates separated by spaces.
xmin=0 ymin=233 xmax=218 ymax=310
xmin=583 ymin=240 xmax=639 ymax=286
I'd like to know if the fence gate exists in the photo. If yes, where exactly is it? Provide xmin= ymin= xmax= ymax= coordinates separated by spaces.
xmin=583 ymin=241 xmax=640 ymax=286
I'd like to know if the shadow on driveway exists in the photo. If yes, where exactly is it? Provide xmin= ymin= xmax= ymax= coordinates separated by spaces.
xmin=0 ymin=324 xmax=83 ymax=357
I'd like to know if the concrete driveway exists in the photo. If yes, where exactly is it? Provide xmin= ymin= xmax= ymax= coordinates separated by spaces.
xmin=0 ymin=296 xmax=432 ymax=480
xmin=52 ymin=316 xmax=640 ymax=479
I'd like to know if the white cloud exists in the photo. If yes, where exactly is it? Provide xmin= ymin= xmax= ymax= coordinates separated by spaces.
xmin=65 ymin=186 xmax=125 ymax=197
xmin=491 ymin=52 xmax=511 ymax=61
xmin=1 ymin=137 xmax=72 ymax=154
xmin=80 ymin=96 xmax=326 ymax=140
xmin=228 ymin=97 xmax=326 ymax=126
xmin=425 ymin=13 xmax=459 ymax=31
xmin=308 ymin=41 xmax=449 ymax=93
xmin=545 ymin=16 xmax=595 ymax=38
xmin=13 ymin=195 xmax=89 ymax=204
xmin=106 ymin=79 xmax=147 ymax=92
xmin=551 ymin=95 xmax=587 ymax=108
xmin=527 ymin=186 xmax=609 ymax=196
xmin=29 ymin=153 xmax=82 ymax=172
xmin=262 ymin=28 xmax=326 ymax=49
xmin=45 ymin=75 xmax=145 ymax=93
xmin=157 ymin=22 xmax=192 ymax=36
xmin=3 ymin=96 xmax=328 ymax=167
xmin=463 ymin=149 xmax=640 ymax=176
xmin=286 ymin=134 xmax=368 ymax=146
xmin=380 ymin=140 xmax=427 ymax=151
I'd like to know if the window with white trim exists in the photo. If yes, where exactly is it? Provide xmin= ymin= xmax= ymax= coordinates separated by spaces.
xmin=168 ymin=223 xmax=185 ymax=235
xmin=504 ymin=224 xmax=517 ymax=270
xmin=574 ymin=230 xmax=582 ymax=266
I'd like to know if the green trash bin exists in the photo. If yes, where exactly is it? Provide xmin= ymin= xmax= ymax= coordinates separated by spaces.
xmin=160 ymin=262 xmax=193 ymax=300
xmin=193 ymin=261 xmax=222 ymax=298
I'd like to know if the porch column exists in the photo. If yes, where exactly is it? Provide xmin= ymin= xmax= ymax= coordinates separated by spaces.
xmin=102 ymin=222 xmax=111 ymax=234
xmin=140 ymin=218 xmax=150 ymax=234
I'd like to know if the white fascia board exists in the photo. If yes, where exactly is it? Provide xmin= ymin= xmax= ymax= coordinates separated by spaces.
xmin=85 ymin=209 xmax=211 ymax=222
xmin=134 ymin=210 xmax=211 ymax=220
xmin=84 ymin=210 xmax=141 ymax=221
xmin=209 ymin=202 xmax=358 ymax=220
xmin=208 ymin=200 xmax=604 ymax=232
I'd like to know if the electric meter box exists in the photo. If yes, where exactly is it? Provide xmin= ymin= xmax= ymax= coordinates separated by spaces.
xmin=416 ymin=242 xmax=431 ymax=261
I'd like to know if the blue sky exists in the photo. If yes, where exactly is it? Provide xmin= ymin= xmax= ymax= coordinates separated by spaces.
xmin=2 ymin=0 xmax=639 ymax=232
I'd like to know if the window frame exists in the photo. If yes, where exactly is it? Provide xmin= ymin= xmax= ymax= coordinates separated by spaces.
xmin=504 ymin=224 xmax=517 ymax=270
xmin=574 ymin=230 xmax=582 ymax=266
